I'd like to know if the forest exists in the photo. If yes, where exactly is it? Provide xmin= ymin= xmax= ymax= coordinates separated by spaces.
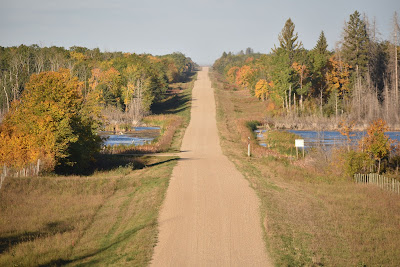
xmin=0 ymin=45 xmax=196 ymax=173
xmin=213 ymin=11 xmax=400 ymax=129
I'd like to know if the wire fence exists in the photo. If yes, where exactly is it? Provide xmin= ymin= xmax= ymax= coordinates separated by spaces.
xmin=354 ymin=173 xmax=400 ymax=195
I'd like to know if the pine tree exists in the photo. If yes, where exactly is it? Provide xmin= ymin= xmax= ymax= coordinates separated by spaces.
xmin=342 ymin=11 xmax=370 ymax=79
xmin=311 ymin=31 xmax=330 ymax=115
xmin=314 ymin=31 xmax=328 ymax=54
xmin=274 ymin=18 xmax=303 ymax=64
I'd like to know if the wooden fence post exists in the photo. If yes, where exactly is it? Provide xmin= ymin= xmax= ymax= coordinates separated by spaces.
xmin=0 ymin=165 xmax=6 ymax=190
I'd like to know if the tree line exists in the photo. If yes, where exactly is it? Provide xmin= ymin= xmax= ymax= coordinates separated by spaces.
xmin=0 ymin=45 xmax=196 ymax=173
xmin=213 ymin=11 xmax=400 ymax=127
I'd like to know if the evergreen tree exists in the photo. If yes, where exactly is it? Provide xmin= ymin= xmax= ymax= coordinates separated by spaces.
xmin=342 ymin=11 xmax=370 ymax=78
xmin=314 ymin=31 xmax=328 ymax=54
xmin=311 ymin=31 xmax=330 ymax=114
xmin=274 ymin=18 xmax=303 ymax=64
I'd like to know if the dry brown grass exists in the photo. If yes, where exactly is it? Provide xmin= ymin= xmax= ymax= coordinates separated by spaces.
xmin=211 ymin=70 xmax=400 ymax=266
xmin=0 ymin=155 xmax=178 ymax=266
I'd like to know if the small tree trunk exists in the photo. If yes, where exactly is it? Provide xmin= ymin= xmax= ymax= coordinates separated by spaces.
xmin=300 ymin=94 xmax=303 ymax=111
xmin=377 ymin=158 xmax=381 ymax=174
xmin=289 ymin=85 xmax=292 ymax=112
xmin=335 ymin=91 xmax=338 ymax=118
xmin=320 ymin=88 xmax=323 ymax=116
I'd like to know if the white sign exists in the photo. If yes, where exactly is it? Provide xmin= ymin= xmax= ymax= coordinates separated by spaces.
xmin=295 ymin=139 xmax=304 ymax=148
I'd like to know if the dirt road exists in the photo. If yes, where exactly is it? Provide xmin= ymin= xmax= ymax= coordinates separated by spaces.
xmin=151 ymin=67 xmax=270 ymax=266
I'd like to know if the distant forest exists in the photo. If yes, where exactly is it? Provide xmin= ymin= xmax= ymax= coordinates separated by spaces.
xmin=0 ymin=45 xmax=196 ymax=173
xmin=213 ymin=11 xmax=400 ymax=127
xmin=0 ymin=45 xmax=196 ymax=121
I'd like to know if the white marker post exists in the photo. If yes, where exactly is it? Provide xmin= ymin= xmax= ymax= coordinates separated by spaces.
xmin=295 ymin=139 xmax=304 ymax=159
xmin=248 ymin=137 xmax=251 ymax=157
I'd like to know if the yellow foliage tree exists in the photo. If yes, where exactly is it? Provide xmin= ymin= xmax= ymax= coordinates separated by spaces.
xmin=235 ymin=65 xmax=255 ymax=89
xmin=255 ymin=79 xmax=269 ymax=101
xmin=0 ymin=69 xmax=101 ymax=173
xmin=227 ymin=66 xmax=240 ymax=84
xmin=359 ymin=119 xmax=392 ymax=173
xmin=326 ymin=55 xmax=351 ymax=96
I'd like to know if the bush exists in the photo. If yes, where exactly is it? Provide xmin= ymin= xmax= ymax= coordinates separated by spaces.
xmin=343 ymin=150 xmax=373 ymax=177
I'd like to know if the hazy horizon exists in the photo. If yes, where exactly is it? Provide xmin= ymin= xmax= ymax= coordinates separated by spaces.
xmin=1 ymin=0 xmax=400 ymax=65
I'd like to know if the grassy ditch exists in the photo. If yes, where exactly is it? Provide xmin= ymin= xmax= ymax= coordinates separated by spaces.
xmin=0 ymin=72 xmax=197 ymax=266
xmin=211 ymin=70 xmax=400 ymax=266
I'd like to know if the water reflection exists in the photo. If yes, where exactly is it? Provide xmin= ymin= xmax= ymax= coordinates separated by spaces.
xmin=100 ymin=126 xmax=160 ymax=146
xmin=255 ymin=129 xmax=400 ymax=148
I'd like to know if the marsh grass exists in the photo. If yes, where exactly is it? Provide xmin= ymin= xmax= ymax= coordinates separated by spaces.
xmin=211 ymin=70 xmax=400 ymax=266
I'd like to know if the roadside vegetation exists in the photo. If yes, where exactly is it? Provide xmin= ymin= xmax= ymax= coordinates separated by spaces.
xmin=211 ymin=69 xmax=400 ymax=266
xmin=0 ymin=45 xmax=196 ymax=174
xmin=213 ymin=11 xmax=400 ymax=129
xmin=0 ymin=52 xmax=197 ymax=266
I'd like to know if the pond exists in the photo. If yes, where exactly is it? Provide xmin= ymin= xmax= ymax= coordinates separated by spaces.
xmin=100 ymin=126 xmax=161 ymax=146
xmin=255 ymin=129 xmax=400 ymax=148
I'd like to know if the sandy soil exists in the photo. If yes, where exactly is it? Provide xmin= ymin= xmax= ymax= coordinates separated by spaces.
xmin=151 ymin=67 xmax=271 ymax=266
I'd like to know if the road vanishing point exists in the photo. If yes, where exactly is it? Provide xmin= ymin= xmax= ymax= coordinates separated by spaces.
xmin=151 ymin=67 xmax=271 ymax=266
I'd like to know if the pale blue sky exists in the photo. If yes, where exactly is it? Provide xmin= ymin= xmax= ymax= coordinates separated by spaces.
xmin=1 ymin=0 xmax=399 ymax=65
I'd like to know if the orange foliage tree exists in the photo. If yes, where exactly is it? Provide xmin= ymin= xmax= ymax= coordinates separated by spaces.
xmin=227 ymin=66 xmax=240 ymax=84
xmin=326 ymin=55 xmax=351 ymax=116
xmin=0 ymin=69 xmax=101 ymax=173
xmin=235 ymin=65 xmax=256 ymax=90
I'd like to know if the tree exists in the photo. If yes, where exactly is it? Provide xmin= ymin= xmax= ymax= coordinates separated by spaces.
xmin=342 ymin=11 xmax=370 ymax=80
xmin=255 ymin=79 xmax=269 ymax=101
xmin=274 ymin=18 xmax=303 ymax=64
xmin=245 ymin=47 xmax=254 ymax=55
xmin=359 ymin=119 xmax=391 ymax=173
xmin=270 ymin=49 xmax=294 ymax=111
xmin=235 ymin=65 xmax=256 ymax=92
xmin=311 ymin=31 xmax=330 ymax=115
xmin=292 ymin=61 xmax=311 ymax=111
xmin=326 ymin=55 xmax=351 ymax=117
xmin=227 ymin=66 xmax=240 ymax=84
xmin=271 ymin=18 xmax=303 ymax=112
xmin=0 ymin=69 xmax=101 ymax=173
xmin=314 ymin=31 xmax=328 ymax=54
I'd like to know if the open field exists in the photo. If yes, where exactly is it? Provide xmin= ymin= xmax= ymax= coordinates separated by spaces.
xmin=0 ymin=73 xmax=196 ymax=266
xmin=211 ymin=71 xmax=400 ymax=266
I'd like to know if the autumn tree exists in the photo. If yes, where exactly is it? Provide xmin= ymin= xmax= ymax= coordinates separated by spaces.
xmin=359 ymin=119 xmax=391 ymax=173
xmin=326 ymin=55 xmax=351 ymax=117
xmin=0 ymin=69 xmax=102 ymax=173
xmin=255 ymin=79 xmax=268 ymax=101
xmin=227 ymin=66 xmax=240 ymax=84
xmin=235 ymin=65 xmax=256 ymax=92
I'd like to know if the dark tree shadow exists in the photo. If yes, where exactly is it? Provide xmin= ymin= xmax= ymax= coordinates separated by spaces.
xmin=37 ymin=221 xmax=156 ymax=267
xmin=0 ymin=220 xmax=74 ymax=254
